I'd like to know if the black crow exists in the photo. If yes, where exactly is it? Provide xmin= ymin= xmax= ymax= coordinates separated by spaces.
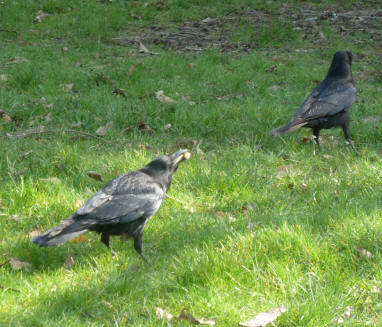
xmin=33 ymin=149 xmax=191 ymax=260
xmin=269 ymin=50 xmax=358 ymax=154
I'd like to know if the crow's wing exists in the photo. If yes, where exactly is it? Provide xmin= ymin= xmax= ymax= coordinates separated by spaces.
xmin=293 ymin=82 xmax=356 ymax=123
xmin=74 ymin=171 xmax=165 ymax=224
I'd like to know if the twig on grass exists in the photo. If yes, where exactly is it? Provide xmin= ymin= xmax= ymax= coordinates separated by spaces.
xmin=0 ymin=285 xmax=20 ymax=293
xmin=97 ymin=72 xmax=128 ymax=97
xmin=1 ymin=129 xmax=112 ymax=143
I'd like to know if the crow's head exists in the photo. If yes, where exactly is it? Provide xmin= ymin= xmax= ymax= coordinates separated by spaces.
xmin=327 ymin=50 xmax=353 ymax=80
xmin=143 ymin=149 xmax=191 ymax=190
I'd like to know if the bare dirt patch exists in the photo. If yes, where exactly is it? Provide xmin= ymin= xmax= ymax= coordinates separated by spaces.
xmin=109 ymin=6 xmax=382 ymax=53
xmin=111 ymin=10 xmax=268 ymax=52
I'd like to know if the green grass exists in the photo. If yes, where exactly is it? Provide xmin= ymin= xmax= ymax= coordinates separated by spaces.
xmin=1 ymin=0 xmax=382 ymax=326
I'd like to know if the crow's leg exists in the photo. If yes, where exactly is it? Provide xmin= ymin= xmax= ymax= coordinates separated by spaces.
xmin=101 ymin=233 xmax=110 ymax=247
xmin=134 ymin=231 xmax=148 ymax=263
xmin=342 ymin=122 xmax=359 ymax=155
xmin=312 ymin=128 xmax=321 ymax=150
xmin=101 ymin=233 xmax=117 ymax=256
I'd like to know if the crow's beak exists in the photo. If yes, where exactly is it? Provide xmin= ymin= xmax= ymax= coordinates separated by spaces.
xmin=172 ymin=149 xmax=191 ymax=165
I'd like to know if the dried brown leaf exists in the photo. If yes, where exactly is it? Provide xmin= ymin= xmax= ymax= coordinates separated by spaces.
xmin=71 ymin=235 xmax=89 ymax=243
xmin=96 ymin=126 xmax=107 ymax=136
xmin=139 ymin=42 xmax=159 ymax=55
xmin=355 ymin=246 xmax=372 ymax=259
xmin=34 ymin=10 xmax=50 ymax=23
xmin=176 ymin=308 xmax=215 ymax=325
xmin=175 ymin=139 xmax=196 ymax=148
xmin=0 ymin=74 xmax=7 ymax=82
xmin=155 ymin=90 xmax=177 ymax=105
xmin=87 ymin=171 xmax=103 ymax=182
xmin=239 ymin=306 xmax=286 ymax=327
xmin=7 ymin=56 xmax=28 ymax=64
xmin=137 ymin=120 xmax=152 ymax=132
xmin=8 ymin=257 xmax=32 ymax=271
xmin=1 ymin=111 xmax=12 ymax=123
xmin=62 ymin=83 xmax=74 ymax=92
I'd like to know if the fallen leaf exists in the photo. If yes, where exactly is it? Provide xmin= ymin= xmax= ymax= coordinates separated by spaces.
xmin=0 ymin=74 xmax=7 ymax=82
xmin=265 ymin=65 xmax=278 ymax=73
xmin=242 ymin=202 xmax=256 ymax=216
xmin=156 ymin=307 xmax=174 ymax=321
xmin=62 ymin=46 xmax=69 ymax=52
xmin=62 ymin=83 xmax=74 ymax=92
xmin=137 ymin=120 xmax=152 ymax=132
xmin=177 ymin=308 xmax=215 ymax=325
xmin=96 ymin=126 xmax=107 ymax=136
xmin=64 ymin=254 xmax=75 ymax=269
xmin=189 ymin=101 xmax=196 ymax=106
xmin=163 ymin=123 xmax=172 ymax=131
xmin=7 ymin=56 xmax=28 ymax=64
xmin=40 ymin=177 xmax=61 ymax=184
xmin=139 ymin=144 xmax=152 ymax=151
xmin=322 ymin=154 xmax=333 ymax=160
xmin=34 ymin=10 xmax=50 ymax=23
xmin=39 ymin=125 xmax=45 ymax=133
xmin=8 ymin=257 xmax=32 ymax=271
xmin=139 ymin=42 xmax=159 ymax=55
xmin=87 ymin=171 xmax=103 ymax=182
xmin=355 ymin=246 xmax=372 ymax=259
xmin=0 ymin=110 xmax=12 ymax=123
xmin=156 ymin=1 xmax=165 ymax=10
xmin=239 ymin=306 xmax=286 ymax=327
xmin=29 ymin=227 xmax=43 ymax=238
xmin=155 ymin=90 xmax=177 ymax=105
xmin=139 ymin=42 xmax=150 ymax=53
xmin=71 ymin=235 xmax=89 ymax=243
xmin=175 ymin=139 xmax=196 ymax=148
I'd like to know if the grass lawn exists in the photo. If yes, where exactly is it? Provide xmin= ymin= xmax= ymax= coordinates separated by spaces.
xmin=1 ymin=0 xmax=382 ymax=325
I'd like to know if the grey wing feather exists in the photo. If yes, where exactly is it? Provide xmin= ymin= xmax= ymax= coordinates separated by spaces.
xmin=293 ymin=82 xmax=356 ymax=122
xmin=74 ymin=171 xmax=165 ymax=224
xmin=85 ymin=192 xmax=164 ymax=223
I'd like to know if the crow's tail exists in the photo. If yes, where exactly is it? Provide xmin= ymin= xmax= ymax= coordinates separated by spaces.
xmin=32 ymin=216 xmax=91 ymax=246
xmin=269 ymin=121 xmax=307 ymax=136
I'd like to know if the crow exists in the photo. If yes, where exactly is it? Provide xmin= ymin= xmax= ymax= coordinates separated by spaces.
xmin=269 ymin=50 xmax=358 ymax=154
xmin=33 ymin=149 xmax=191 ymax=261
